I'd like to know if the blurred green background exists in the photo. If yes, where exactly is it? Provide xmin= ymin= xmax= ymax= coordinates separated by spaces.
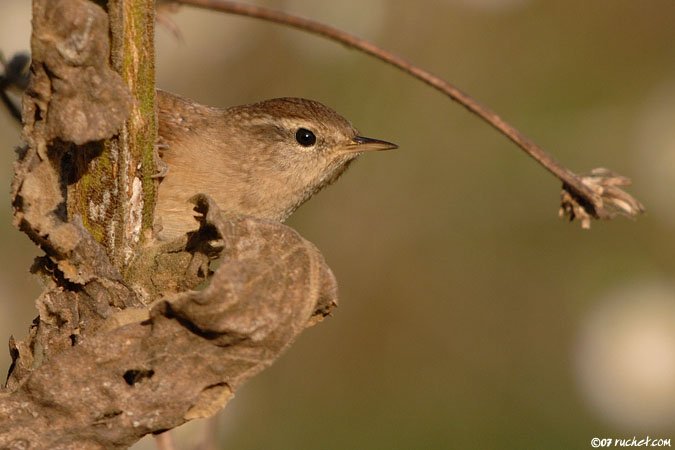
xmin=2 ymin=1 xmax=674 ymax=449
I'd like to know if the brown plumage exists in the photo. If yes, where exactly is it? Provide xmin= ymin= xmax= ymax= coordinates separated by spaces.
xmin=155 ymin=90 xmax=397 ymax=239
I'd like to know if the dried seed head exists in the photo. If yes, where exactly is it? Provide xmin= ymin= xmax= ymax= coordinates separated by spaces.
xmin=559 ymin=168 xmax=645 ymax=229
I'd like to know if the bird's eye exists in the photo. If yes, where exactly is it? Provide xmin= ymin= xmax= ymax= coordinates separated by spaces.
xmin=295 ymin=128 xmax=316 ymax=147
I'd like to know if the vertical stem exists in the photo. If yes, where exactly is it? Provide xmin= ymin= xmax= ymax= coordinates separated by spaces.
xmin=108 ymin=0 xmax=157 ymax=266
xmin=66 ymin=0 xmax=156 ymax=268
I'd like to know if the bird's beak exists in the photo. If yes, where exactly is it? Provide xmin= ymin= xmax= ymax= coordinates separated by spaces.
xmin=344 ymin=135 xmax=398 ymax=153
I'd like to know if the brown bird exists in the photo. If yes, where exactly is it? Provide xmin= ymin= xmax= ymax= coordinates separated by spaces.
xmin=155 ymin=90 xmax=397 ymax=240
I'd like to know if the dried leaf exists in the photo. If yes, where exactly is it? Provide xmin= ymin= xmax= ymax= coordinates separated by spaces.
xmin=1 ymin=194 xmax=337 ymax=449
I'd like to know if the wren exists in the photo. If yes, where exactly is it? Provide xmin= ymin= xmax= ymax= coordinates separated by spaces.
xmin=155 ymin=90 xmax=397 ymax=239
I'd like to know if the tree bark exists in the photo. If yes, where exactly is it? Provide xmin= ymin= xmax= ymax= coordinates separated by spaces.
xmin=1 ymin=1 xmax=337 ymax=448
